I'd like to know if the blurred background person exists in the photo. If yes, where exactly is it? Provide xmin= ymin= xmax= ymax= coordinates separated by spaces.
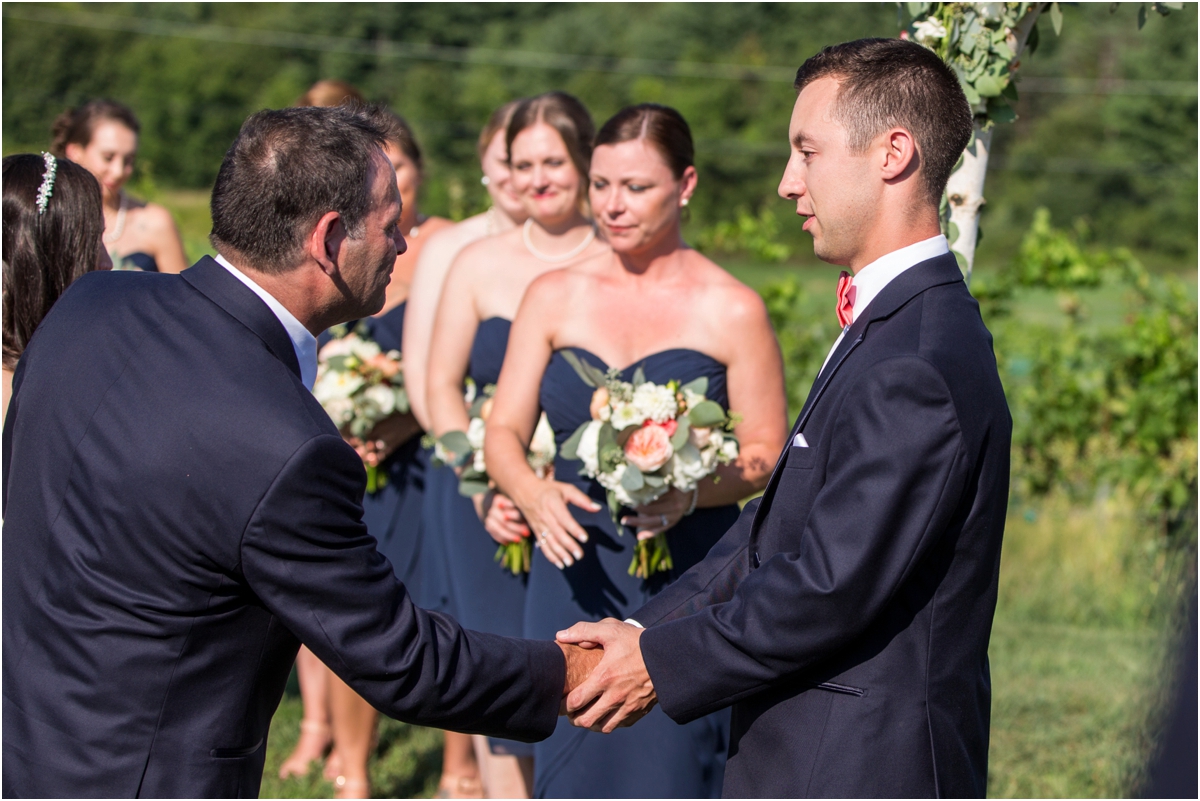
xmin=424 ymin=92 xmax=608 ymax=798
xmin=401 ymin=98 xmax=529 ymax=800
xmin=295 ymin=78 xmax=365 ymax=108
xmin=484 ymin=103 xmax=787 ymax=797
xmin=3 ymin=152 xmax=111 ymax=424
xmin=50 ymin=100 xmax=187 ymax=274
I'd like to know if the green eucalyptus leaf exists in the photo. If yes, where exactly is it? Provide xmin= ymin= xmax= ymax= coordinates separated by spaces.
xmin=688 ymin=400 xmax=728 ymax=429
xmin=680 ymin=376 xmax=708 ymax=397
xmin=643 ymin=473 xmax=665 ymax=487
xmin=632 ymin=366 xmax=646 ymax=387
xmin=670 ymin=416 xmax=691 ymax=450
xmin=975 ymin=74 xmax=1003 ymax=97
xmin=621 ymin=463 xmax=645 ymax=491
xmin=559 ymin=349 xmax=601 ymax=388
xmin=457 ymin=479 xmax=490 ymax=497
xmin=439 ymin=430 xmax=473 ymax=463
xmin=560 ymin=422 xmax=589 ymax=461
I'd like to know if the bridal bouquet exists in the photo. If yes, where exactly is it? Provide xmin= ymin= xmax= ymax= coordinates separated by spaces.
xmin=558 ymin=350 xmax=739 ymax=579
xmin=432 ymin=379 xmax=557 ymax=575
xmin=313 ymin=322 xmax=409 ymax=493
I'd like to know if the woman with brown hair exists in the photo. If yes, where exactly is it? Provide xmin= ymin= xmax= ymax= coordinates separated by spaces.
xmin=424 ymin=92 xmax=609 ymax=798
xmin=50 ymin=100 xmax=188 ymax=274
xmin=485 ymin=103 xmax=787 ymax=796
xmin=3 ymin=152 xmax=111 ymax=423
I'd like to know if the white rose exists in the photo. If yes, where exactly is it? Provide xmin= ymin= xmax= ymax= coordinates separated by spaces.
xmin=473 ymin=449 xmax=487 ymax=474
xmin=527 ymin=412 xmax=557 ymax=470
xmin=466 ymin=416 xmax=487 ymax=451
xmin=682 ymin=388 xmax=704 ymax=410
xmin=913 ymin=18 xmax=947 ymax=46
xmin=721 ymin=438 xmax=740 ymax=461
xmin=632 ymin=383 xmax=678 ymax=424
xmin=313 ymin=370 xmax=363 ymax=404
xmin=575 ymin=420 xmax=603 ymax=474
xmin=610 ymin=403 xmax=646 ymax=431
xmin=363 ymin=383 xmax=395 ymax=417
xmin=348 ymin=336 xmax=382 ymax=361
xmin=689 ymin=426 xmax=713 ymax=449
xmin=669 ymin=443 xmax=711 ymax=490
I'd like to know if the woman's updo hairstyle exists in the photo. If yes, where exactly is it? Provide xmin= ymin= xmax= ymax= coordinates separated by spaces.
xmin=505 ymin=92 xmax=595 ymax=180
xmin=50 ymin=99 xmax=141 ymax=158
xmin=3 ymin=154 xmax=105 ymax=370
xmin=477 ymin=99 xmax=523 ymax=160
xmin=294 ymin=79 xmax=365 ymax=109
xmin=357 ymin=104 xmax=424 ymax=174
xmin=594 ymin=103 xmax=694 ymax=180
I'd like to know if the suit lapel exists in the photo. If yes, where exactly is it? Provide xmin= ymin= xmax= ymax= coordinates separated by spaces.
xmin=181 ymin=257 xmax=303 ymax=382
xmin=748 ymin=253 xmax=965 ymax=539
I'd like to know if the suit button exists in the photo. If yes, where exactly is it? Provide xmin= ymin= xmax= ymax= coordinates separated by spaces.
xmin=751 ymin=551 xmax=761 ymax=568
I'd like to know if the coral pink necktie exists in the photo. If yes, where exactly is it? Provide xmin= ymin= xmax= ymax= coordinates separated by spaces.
xmin=836 ymin=271 xmax=857 ymax=329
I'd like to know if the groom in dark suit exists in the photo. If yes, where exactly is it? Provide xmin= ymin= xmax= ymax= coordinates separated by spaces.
xmin=558 ymin=38 xmax=1011 ymax=797
xmin=3 ymin=106 xmax=595 ymax=797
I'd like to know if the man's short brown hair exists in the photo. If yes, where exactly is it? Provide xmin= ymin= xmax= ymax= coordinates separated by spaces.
xmin=794 ymin=38 xmax=973 ymax=207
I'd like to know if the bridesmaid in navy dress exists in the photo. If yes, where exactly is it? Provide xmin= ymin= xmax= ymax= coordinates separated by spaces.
xmin=51 ymin=100 xmax=189 ymax=274
xmin=426 ymin=93 xmax=610 ymax=797
xmin=484 ymin=105 xmax=788 ymax=798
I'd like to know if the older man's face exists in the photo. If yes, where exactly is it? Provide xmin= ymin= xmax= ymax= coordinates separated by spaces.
xmin=339 ymin=150 xmax=406 ymax=317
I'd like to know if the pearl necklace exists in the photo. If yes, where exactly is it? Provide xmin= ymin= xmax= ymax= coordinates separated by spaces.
xmin=522 ymin=218 xmax=595 ymax=263
xmin=103 ymin=193 xmax=128 ymax=246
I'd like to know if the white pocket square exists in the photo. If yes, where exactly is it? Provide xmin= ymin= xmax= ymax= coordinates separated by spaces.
xmin=792 ymin=432 xmax=809 ymax=448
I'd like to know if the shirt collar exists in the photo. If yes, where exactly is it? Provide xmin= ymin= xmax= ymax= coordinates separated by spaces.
xmin=850 ymin=235 xmax=950 ymax=323
xmin=214 ymin=254 xmax=318 ymax=391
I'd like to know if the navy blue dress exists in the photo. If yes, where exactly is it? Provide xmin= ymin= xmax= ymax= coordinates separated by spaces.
xmin=528 ymin=347 xmax=736 ymax=798
xmin=428 ymin=317 xmax=531 ymax=755
xmin=317 ymin=302 xmax=448 ymax=611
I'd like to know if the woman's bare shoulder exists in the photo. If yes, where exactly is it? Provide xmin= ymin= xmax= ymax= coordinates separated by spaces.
xmin=685 ymin=250 xmax=770 ymax=326
xmin=129 ymin=201 xmax=178 ymax=232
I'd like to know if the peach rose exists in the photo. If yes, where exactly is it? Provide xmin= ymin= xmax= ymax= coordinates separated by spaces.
xmin=367 ymin=352 xmax=401 ymax=379
xmin=589 ymin=387 xmax=611 ymax=421
xmin=623 ymin=423 xmax=674 ymax=473
xmin=479 ymin=397 xmax=495 ymax=421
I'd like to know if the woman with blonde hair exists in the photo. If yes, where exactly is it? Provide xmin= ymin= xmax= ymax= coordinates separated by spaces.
xmin=424 ymin=92 xmax=609 ymax=797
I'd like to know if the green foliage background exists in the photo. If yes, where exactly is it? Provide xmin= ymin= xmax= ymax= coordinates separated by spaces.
xmin=3 ymin=2 xmax=1196 ymax=270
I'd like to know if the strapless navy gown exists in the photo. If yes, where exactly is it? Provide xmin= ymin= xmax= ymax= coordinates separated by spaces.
xmin=318 ymin=302 xmax=448 ymax=611
xmin=528 ymin=348 xmax=736 ymax=799
xmin=427 ymin=317 xmax=531 ymax=754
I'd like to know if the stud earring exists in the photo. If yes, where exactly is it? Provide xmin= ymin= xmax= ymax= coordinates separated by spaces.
xmin=681 ymin=198 xmax=689 ymax=207
xmin=481 ymin=175 xmax=491 ymax=187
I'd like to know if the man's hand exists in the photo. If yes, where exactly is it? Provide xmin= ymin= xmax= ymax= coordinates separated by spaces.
xmin=557 ymin=642 xmax=603 ymax=715
xmin=556 ymin=618 xmax=657 ymax=733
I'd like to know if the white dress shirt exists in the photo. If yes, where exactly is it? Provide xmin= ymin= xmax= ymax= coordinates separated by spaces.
xmin=215 ymin=254 xmax=318 ymax=391
xmin=817 ymin=235 xmax=950 ymax=377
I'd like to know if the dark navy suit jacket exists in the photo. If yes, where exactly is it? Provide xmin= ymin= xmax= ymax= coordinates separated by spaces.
xmin=2 ymin=258 xmax=564 ymax=797
xmin=635 ymin=254 xmax=1011 ymax=798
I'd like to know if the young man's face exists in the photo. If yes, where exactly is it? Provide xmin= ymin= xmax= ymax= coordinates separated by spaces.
xmin=778 ymin=75 xmax=881 ymax=269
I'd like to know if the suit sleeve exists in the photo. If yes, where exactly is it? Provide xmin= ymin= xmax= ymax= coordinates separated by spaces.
xmin=631 ymin=497 xmax=759 ymax=627
xmin=640 ymin=357 xmax=968 ymax=723
xmin=239 ymin=434 xmax=564 ymax=741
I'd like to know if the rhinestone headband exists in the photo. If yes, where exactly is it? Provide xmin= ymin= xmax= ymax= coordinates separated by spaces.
xmin=36 ymin=152 xmax=57 ymax=215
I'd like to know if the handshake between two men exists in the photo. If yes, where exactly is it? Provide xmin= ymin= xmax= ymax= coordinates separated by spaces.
xmin=559 ymin=619 xmax=655 ymax=732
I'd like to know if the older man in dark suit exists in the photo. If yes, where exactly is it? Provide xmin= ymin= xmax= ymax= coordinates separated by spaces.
xmin=3 ymin=106 xmax=596 ymax=797
xmin=558 ymin=38 xmax=1012 ymax=797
